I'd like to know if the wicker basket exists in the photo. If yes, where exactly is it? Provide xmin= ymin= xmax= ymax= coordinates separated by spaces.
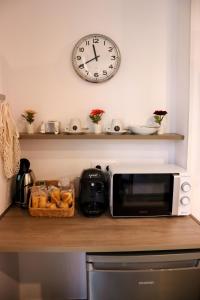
xmin=29 ymin=180 xmax=75 ymax=217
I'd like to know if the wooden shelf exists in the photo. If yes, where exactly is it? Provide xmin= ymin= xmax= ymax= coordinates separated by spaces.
xmin=19 ymin=132 xmax=184 ymax=140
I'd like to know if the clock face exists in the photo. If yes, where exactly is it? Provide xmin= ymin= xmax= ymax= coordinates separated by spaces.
xmin=72 ymin=34 xmax=121 ymax=83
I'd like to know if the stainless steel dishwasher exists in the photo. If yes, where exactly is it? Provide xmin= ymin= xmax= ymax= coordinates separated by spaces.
xmin=87 ymin=251 xmax=200 ymax=300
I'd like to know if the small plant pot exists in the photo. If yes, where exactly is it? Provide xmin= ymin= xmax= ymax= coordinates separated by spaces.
xmin=26 ymin=123 xmax=34 ymax=134
xmin=157 ymin=123 xmax=164 ymax=135
xmin=94 ymin=123 xmax=102 ymax=134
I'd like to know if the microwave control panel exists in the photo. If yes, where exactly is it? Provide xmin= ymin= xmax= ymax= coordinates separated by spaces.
xmin=178 ymin=175 xmax=191 ymax=215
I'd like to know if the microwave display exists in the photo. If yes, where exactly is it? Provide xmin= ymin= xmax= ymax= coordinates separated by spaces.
xmin=113 ymin=174 xmax=174 ymax=216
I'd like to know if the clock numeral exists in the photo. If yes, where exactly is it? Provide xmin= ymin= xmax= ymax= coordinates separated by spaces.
xmin=108 ymin=47 xmax=113 ymax=52
xmin=85 ymin=70 xmax=89 ymax=75
xmin=94 ymin=73 xmax=99 ymax=77
xmin=79 ymin=64 xmax=84 ymax=69
xmin=111 ymin=56 xmax=116 ymax=60
xmin=103 ymin=70 xmax=107 ymax=76
xmin=104 ymin=40 xmax=106 ymax=45
xmin=76 ymin=56 xmax=81 ymax=60
xmin=109 ymin=64 xmax=113 ymax=69
xmin=86 ymin=40 xmax=90 ymax=46
xmin=79 ymin=47 xmax=84 ymax=52
xmin=93 ymin=38 xmax=99 ymax=43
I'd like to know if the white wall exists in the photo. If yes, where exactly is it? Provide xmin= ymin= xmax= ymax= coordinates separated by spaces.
xmin=0 ymin=0 xmax=191 ymax=180
xmin=0 ymin=0 xmax=191 ymax=299
xmin=0 ymin=0 xmax=177 ymax=127
xmin=189 ymin=0 xmax=200 ymax=221
xmin=174 ymin=0 xmax=191 ymax=168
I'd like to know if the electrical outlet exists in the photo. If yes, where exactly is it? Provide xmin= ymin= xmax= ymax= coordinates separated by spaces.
xmin=90 ymin=160 xmax=116 ymax=171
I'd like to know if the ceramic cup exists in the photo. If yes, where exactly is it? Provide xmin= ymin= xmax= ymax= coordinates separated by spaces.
xmin=111 ymin=119 xmax=123 ymax=132
xmin=69 ymin=118 xmax=81 ymax=132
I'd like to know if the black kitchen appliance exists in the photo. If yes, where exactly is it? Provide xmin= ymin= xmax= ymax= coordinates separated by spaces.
xmin=14 ymin=158 xmax=35 ymax=208
xmin=79 ymin=167 xmax=109 ymax=217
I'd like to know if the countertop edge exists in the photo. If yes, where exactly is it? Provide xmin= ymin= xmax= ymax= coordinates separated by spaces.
xmin=1 ymin=245 xmax=200 ymax=253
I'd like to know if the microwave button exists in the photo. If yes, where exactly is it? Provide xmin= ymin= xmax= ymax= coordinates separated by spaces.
xmin=180 ymin=196 xmax=190 ymax=206
xmin=181 ymin=182 xmax=191 ymax=193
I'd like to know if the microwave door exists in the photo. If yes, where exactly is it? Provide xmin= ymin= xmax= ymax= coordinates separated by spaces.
xmin=112 ymin=174 xmax=174 ymax=217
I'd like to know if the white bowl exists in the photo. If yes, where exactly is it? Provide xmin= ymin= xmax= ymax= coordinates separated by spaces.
xmin=130 ymin=125 xmax=159 ymax=135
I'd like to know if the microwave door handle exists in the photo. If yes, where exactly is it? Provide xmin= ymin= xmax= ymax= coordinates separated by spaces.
xmin=172 ymin=174 xmax=180 ymax=215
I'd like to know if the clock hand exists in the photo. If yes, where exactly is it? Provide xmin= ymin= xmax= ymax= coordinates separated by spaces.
xmin=92 ymin=44 xmax=98 ymax=61
xmin=79 ymin=55 xmax=100 ymax=68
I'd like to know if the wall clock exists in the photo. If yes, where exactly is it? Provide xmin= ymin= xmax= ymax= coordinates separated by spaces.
xmin=72 ymin=34 xmax=121 ymax=83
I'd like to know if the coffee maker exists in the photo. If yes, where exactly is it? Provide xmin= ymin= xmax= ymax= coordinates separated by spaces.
xmin=79 ymin=167 xmax=109 ymax=217
xmin=14 ymin=158 xmax=35 ymax=208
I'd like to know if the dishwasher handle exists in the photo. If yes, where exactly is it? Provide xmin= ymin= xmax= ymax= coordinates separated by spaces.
xmin=87 ymin=260 xmax=200 ymax=272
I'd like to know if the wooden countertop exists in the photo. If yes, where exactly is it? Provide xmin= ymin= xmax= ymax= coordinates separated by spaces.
xmin=0 ymin=207 xmax=200 ymax=252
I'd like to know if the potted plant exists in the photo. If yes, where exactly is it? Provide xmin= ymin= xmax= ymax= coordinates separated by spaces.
xmin=21 ymin=109 xmax=36 ymax=134
xmin=89 ymin=109 xmax=105 ymax=134
xmin=153 ymin=110 xmax=168 ymax=134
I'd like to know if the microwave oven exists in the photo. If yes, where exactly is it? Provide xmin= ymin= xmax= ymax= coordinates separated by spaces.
xmin=110 ymin=164 xmax=191 ymax=217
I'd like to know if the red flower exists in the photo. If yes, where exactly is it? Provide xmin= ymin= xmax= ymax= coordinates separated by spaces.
xmin=153 ymin=110 xmax=167 ymax=125
xmin=90 ymin=109 xmax=105 ymax=116
xmin=153 ymin=110 xmax=167 ymax=116
xmin=89 ymin=108 xmax=105 ymax=124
